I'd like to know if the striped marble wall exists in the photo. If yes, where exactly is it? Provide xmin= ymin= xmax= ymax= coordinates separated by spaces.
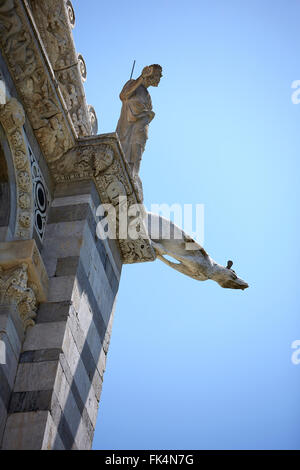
xmin=1 ymin=180 xmax=122 ymax=449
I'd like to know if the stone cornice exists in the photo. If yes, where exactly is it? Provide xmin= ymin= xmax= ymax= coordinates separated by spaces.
xmin=51 ymin=133 xmax=156 ymax=264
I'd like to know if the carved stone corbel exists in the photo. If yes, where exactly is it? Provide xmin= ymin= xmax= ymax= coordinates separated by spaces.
xmin=0 ymin=263 xmax=36 ymax=329
xmin=0 ymin=239 xmax=48 ymax=330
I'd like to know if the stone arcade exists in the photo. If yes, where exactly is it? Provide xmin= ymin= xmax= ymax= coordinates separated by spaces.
xmin=0 ymin=0 xmax=248 ymax=450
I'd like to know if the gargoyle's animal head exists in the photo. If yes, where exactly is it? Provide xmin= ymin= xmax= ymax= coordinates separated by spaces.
xmin=216 ymin=260 xmax=248 ymax=290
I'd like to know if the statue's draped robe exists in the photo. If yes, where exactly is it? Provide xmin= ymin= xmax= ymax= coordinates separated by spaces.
xmin=116 ymin=80 xmax=155 ymax=174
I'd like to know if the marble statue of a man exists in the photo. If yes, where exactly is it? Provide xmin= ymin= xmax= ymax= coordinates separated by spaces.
xmin=116 ymin=64 xmax=162 ymax=176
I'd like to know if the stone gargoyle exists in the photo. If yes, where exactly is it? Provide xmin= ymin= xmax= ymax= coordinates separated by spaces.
xmin=145 ymin=213 xmax=248 ymax=290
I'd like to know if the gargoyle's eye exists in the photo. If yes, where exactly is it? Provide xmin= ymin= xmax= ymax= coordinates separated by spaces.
xmin=231 ymin=273 xmax=237 ymax=280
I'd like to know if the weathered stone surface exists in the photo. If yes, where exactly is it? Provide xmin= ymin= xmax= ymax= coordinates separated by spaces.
xmin=22 ymin=321 xmax=66 ymax=352
xmin=0 ymin=395 xmax=7 ymax=444
xmin=0 ymin=360 xmax=12 ymax=412
xmin=19 ymin=348 xmax=62 ymax=363
xmin=36 ymin=301 xmax=71 ymax=324
xmin=14 ymin=361 xmax=58 ymax=392
xmin=9 ymin=390 xmax=53 ymax=413
xmin=0 ymin=333 xmax=19 ymax=388
xmin=44 ymin=220 xmax=86 ymax=239
xmin=61 ymin=326 xmax=99 ymax=426
xmin=47 ymin=276 xmax=75 ymax=303
xmin=55 ymin=256 xmax=79 ymax=277
xmin=2 ymin=411 xmax=50 ymax=450
xmin=42 ymin=411 xmax=65 ymax=450
xmin=53 ymin=362 xmax=91 ymax=443
xmin=48 ymin=203 xmax=90 ymax=224
xmin=51 ymin=194 xmax=94 ymax=208
xmin=42 ymin=236 xmax=83 ymax=260
xmin=0 ymin=306 xmax=22 ymax=357
xmin=41 ymin=255 xmax=57 ymax=278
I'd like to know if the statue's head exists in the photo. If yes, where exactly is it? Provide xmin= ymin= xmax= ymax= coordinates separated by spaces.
xmin=142 ymin=64 xmax=163 ymax=87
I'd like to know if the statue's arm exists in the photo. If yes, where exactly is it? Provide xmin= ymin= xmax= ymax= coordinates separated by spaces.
xmin=119 ymin=76 xmax=144 ymax=101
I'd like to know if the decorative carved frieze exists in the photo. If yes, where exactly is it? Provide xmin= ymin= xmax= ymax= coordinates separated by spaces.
xmin=0 ymin=239 xmax=49 ymax=328
xmin=51 ymin=133 xmax=156 ymax=264
xmin=0 ymin=96 xmax=34 ymax=239
xmin=0 ymin=0 xmax=76 ymax=162
xmin=28 ymin=0 xmax=95 ymax=137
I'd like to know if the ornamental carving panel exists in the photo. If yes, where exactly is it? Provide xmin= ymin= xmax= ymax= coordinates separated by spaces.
xmin=0 ymin=239 xmax=49 ymax=328
xmin=28 ymin=145 xmax=50 ymax=241
xmin=29 ymin=0 xmax=95 ymax=137
xmin=0 ymin=97 xmax=34 ymax=239
xmin=0 ymin=0 xmax=75 ymax=162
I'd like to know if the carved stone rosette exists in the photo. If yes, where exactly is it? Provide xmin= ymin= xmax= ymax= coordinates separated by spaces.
xmin=0 ymin=97 xmax=34 ymax=239
xmin=0 ymin=263 xmax=36 ymax=329
xmin=51 ymin=133 xmax=156 ymax=264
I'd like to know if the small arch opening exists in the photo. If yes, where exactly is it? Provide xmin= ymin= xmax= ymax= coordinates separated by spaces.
xmin=162 ymin=254 xmax=181 ymax=265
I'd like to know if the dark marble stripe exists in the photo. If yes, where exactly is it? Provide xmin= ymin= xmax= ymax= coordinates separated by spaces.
xmin=104 ymin=253 xmax=119 ymax=294
xmin=76 ymin=259 xmax=108 ymax=344
xmin=19 ymin=349 xmax=62 ymax=363
xmin=55 ymin=256 xmax=80 ymax=277
xmin=53 ymin=181 xmax=99 ymax=208
xmin=0 ymin=366 xmax=12 ymax=410
xmin=51 ymin=392 xmax=76 ymax=450
xmin=86 ymin=206 xmax=120 ymax=295
xmin=56 ymin=356 xmax=94 ymax=448
xmin=57 ymin=412 xmax=77 ymax=450
xmin=8 ymin=390 xmax=52 ymax=413
xmin=36 ymin=301 xmax=71 ymax=324
xmin=47 ymin=200 xmax=120 ymax=295
xmin=48 ymin=203 xmax=90 ymax=224
xmin=79 ymin=339 xmax=97 ymax=387
xmin=59 ymin=354 xmax=84 ymax=415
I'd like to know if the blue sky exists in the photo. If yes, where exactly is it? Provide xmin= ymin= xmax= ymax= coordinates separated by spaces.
xmin=73 ymin=0 xmax=300 ymax=449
